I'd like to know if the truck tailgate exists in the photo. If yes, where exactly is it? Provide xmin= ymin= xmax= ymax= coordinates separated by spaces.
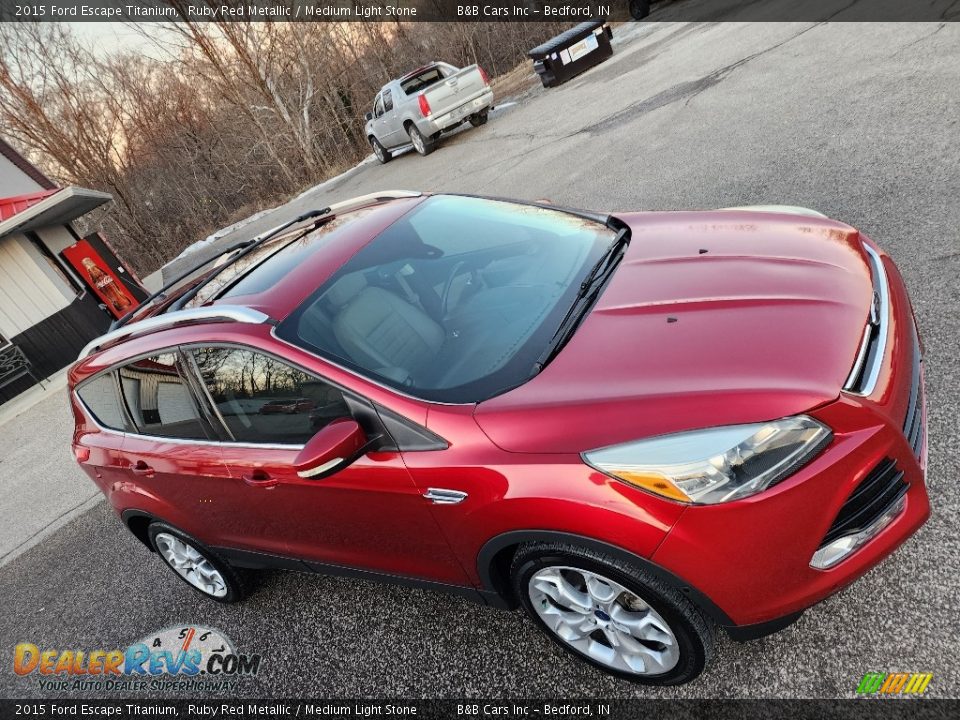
xmin=424 ymin=65 xmax=487 ymax=111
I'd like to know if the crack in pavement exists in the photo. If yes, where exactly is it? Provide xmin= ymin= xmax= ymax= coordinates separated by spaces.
xmin=578 ymin=23 xmax=824 ymax=136
xmin=892 ymin=22 xmax=949 ymax=57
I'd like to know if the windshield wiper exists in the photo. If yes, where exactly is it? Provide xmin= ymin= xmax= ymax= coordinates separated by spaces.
xmin=530 ymin=227 xmax=630 ymax=376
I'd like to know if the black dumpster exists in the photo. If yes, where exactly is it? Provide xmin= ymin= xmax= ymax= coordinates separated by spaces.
xmin=528 ymin=21 xmax=614 ymax=89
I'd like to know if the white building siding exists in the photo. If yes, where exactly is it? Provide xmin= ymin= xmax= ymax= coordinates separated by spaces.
xmin=0 ymin=233 xmax=74 ymax=339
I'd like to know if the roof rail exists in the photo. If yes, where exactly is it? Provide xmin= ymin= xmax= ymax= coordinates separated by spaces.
xmin=78 ymin=305 xmax=270 ymax=360
xmin=327 ymin=190 xmax=421 ymax=215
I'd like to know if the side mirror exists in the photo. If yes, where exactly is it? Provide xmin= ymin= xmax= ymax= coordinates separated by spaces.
xmin=364 ymin=112 xmax=373 ymax=122
xmin=294 ymin=419 xmax=368 ymax=480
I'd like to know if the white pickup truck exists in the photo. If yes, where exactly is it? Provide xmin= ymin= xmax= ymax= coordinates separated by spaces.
xmin=364 ymin=62 xmax=494 ymax=162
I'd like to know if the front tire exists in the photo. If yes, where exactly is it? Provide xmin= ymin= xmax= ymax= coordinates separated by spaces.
xmin=407 ymin=123 xmax=436 ymax=156
xmin=370 ymin=136 xmax=392 ymax=164
xmin=510 ymin=543 xmax=713 ymax=685
xmin=149 ymin=522 xmax=248 ymax=603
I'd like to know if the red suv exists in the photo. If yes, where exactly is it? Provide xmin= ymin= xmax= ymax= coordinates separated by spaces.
xmin=70 ymin=192 xmax=928 ymax=685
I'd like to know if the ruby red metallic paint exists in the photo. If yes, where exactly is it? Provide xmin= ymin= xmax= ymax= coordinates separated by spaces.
xmin=68 ymin=197 xmax=928 ymax=642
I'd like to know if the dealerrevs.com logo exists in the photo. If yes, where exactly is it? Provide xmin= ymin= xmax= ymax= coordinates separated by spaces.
xmin=13 ymin=626 xmax=261 ymax=693
xmin=856 ymin=672 xmax=933 ymax=697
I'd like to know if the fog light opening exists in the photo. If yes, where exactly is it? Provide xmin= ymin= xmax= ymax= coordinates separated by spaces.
xmin=810 ymin=495 xmax=907 ymax=570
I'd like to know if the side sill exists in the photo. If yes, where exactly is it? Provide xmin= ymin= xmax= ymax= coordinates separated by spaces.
xmin=214 ymin=546 xmax=504 ymax=608
xmin=723 ymin=610 xmax=804 ymax=642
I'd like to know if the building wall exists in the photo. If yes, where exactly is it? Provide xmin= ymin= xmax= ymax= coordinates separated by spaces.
xmin=0 ymin=293 xmax=110 ymax=402
xmin=0 ymin=151 xmax=43 ymax=197
xmin=0 ymin=232 xmax=76 ymax=341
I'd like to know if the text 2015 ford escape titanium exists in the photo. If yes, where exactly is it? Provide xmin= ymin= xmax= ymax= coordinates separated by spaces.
xmin=70 ymin=192 xmax=928 ymax=685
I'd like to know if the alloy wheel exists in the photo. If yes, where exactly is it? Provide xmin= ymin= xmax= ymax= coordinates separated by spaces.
xmin=410 ymin=129 xmax=425 ymax=154
xmin=155 ymin=532 xmax=228 ymax=598
xmin=372 ymin=141 xmax=384 ymax=161
xmin=528 ymin=565 xmax=680 ymax=676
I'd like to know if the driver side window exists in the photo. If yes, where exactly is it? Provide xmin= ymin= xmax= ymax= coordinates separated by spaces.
xmin=189 ymin=346 xmax=350 ymax=446
xmin=373 ymin=94 xmax=385 ymax=118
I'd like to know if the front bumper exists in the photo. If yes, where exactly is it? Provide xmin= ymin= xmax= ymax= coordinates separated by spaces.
xmin=652 ymin=246 xmax=930 ymax=628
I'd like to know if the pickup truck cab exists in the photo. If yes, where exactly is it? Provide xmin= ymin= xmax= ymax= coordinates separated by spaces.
xmin=364 ymin=62 xmax=494 ymax=162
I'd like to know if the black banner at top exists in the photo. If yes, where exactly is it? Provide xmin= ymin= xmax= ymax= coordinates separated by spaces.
xmin=0 ymin=0 xmax=958 ymax=23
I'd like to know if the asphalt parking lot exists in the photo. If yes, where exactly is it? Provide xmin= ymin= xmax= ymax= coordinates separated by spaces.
xmin=2 ymin=21 xmax=959 ymax=699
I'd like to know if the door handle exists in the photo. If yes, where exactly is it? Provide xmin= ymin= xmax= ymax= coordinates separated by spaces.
xmin=423 ymin=488 xmax=467 ymax=505
xmin=131 ymin=461 xmax=154 ymax=477
xmin=243 ymin=471 xmax=279 ymax=489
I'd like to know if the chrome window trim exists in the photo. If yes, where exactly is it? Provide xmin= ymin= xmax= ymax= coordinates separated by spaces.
xmin=75 ymin=397 xmax=307 ymax=451
xmin=78 ymin=305 xmax=271 ymax=360
xmin=843 ymin=244 xmax=890 ymax=396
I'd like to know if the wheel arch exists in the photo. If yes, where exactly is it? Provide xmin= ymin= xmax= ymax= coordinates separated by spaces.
xmin=121 ymin=509 xmax=157 ymax=551
xmin=476 ymin=530 xmax=735 ymax=626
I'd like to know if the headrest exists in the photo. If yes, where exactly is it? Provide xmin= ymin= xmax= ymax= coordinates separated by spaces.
xmin=325 ymin=272 xmax=367 ymax=308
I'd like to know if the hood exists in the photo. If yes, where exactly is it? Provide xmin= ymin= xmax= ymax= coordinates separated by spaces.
xmin=475 ymin=210 xmax=873 ymax=454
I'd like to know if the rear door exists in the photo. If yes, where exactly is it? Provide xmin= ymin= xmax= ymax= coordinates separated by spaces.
xmin=112 ymin=351 xmax=243 ymax=550
xmin=186 ymin=344 xmax=469 ymax=585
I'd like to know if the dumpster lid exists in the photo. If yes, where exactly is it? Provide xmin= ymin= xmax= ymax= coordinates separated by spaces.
xmin=528 ymin=21 xmax=607 ymax=59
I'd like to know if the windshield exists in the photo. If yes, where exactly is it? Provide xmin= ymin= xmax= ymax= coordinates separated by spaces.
xmin=276 ymin=195 xmax=617 ymax=403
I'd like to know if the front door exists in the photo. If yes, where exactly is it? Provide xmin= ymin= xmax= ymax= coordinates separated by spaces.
xmin=187 ymin=345 xmax=469 ymax=586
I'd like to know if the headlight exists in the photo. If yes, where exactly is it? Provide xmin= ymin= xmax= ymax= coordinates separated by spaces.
xmin=583 ymin=416 xmax=831 ymax=504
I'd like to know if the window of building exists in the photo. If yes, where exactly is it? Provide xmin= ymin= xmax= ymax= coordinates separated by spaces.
xmin=117 ymin=353 xmax=210 ymax=440
xmin=23 ymin=231 xmax=82 ymax=298
xmin=190 ymin=347 xmax=350 ymax=446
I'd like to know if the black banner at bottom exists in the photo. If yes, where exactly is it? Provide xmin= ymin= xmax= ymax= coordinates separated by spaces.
xmin=1 ymin=700 xmax=958 ymax=720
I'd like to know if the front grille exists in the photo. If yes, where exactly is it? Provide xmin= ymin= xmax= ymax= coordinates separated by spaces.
xmin=902 ymin=324 xmax=924 ymax=459
xmin=843 ymin=244 xmax=889 ymax=395
xmin=820 ymin=458 xmax=908 ymax=547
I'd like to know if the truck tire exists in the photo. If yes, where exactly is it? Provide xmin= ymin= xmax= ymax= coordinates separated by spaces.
xmin=630 ymin=0 xmax=651 ymax=19
xmin=407 ymin=124 xmax=436 ymax=156
xmin=370 ymin=136 xmax=392 ymax=164
xmin=469 ymin=110 xmax=489 ymax=127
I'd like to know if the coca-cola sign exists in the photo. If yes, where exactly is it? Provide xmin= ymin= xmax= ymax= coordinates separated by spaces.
xmin=62 ymin=239 xmax=139 ymax=319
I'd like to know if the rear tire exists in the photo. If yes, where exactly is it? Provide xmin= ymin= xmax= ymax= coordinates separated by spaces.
xmin=148 ymin=522 xmax=248 ymax=603
xmin=370 ymin=136 xmax=392 ymax=164
xmin=630 ymin=0 xmax=651 ymax=19
xmin=510 ymin=543 xmax=713 ymax=685
xmin=469 ymin=110 xmax=489 ymax=127
xmin=407 ymin=123 xmax=436 ymax=156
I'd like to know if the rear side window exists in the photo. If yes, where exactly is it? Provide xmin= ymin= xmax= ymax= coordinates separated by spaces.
xmin=190 ymin=347 xmax=350 ymax=446
xmin=76 ymin=374 xmax=127 ymax=430
xmin=401 ymin=67 xmax=445 ymax=95
xmin=118 ymin=353 xmax=210 ymax=440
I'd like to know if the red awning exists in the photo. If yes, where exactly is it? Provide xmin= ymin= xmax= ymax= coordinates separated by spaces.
xmin=0 ymin=189 xmax=60 ymax=222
